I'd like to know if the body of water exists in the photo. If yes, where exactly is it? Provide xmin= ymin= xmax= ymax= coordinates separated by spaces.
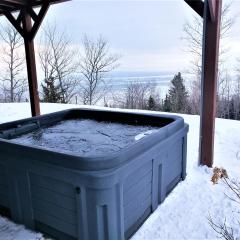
xmin=104 ymin=70 xmax=174 ymax=92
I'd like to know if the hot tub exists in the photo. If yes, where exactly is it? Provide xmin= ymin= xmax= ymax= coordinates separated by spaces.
xmin=0 ymin=108 xmax=188 ymax=240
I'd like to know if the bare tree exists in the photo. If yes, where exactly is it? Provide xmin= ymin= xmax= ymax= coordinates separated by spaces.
xmin=125 ymin=82 xmax=150 ymax=109
xmin=38 ymin=24 xmax=78 ymax=103
xmin=112 ymin=81 xmax=159 ymax=110
xmin=0 ymin=23 xmax=27 ymax=102
xmin=183 ymin=2 xmax=235 ymax=115
xmin=79 ymin=35 xmax=119 ymax=105
xmin=188 ymin=67 xmax=201 ymax=115
xmin=232 ymin=60 xmax=240 ymax=120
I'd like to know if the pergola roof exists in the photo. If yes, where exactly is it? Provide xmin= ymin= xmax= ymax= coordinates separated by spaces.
xmin=184 ymin=0 xmax=204 ymax=18
xmin=0 ymin=0 xmax=69 ymax=15
xmin=0 ymin=0 xmax=204 ymax=16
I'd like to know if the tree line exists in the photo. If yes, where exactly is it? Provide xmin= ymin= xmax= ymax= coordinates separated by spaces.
xmin=111 ymin=71 xmax=240 ymax=121
xmin=0 ymin=23 xmax=119 ymax=105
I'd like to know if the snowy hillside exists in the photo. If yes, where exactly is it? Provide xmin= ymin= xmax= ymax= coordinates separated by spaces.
xmin=0 ymin=103 xmax=239 ymax=240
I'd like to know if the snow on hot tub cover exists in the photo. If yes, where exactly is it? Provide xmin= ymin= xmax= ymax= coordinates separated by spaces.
xmin=12 ymin=119 xmax=159 ymax=156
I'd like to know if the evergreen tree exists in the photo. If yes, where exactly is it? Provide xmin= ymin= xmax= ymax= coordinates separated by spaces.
xmin=41 ymin=77 xmax=62 ymax=103
xmin=168 ymin=72 xmax=189 ymax=113
xmin=163 ymin=94 xmax=171 ymax=112
xmin=147 ymin=95 xmax=156 ymax=110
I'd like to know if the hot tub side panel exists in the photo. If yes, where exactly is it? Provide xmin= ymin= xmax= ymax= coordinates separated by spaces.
xmin=123 ymin=158 xmax=153 ymax=238
xmin=122 ymin=125 xmax=188 ymax=239
xmin=0 ymin=164 xmax=10 ymax=217
xmin=152 ymin=126 xmax=188 ymax=206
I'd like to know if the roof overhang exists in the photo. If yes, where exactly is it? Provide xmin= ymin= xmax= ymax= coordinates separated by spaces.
xmin=0 ymin=0 xmax=69 ymax=15
xmin=184 ymin=0 xmax=204 ymax=18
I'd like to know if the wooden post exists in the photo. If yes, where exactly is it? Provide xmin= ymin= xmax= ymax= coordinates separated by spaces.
xmin=22 ymin=11 xmax=40 ymax=116
xmin=3 ymin=3 xmax=50 ymax=117
xmin=199 ymin=0 xmax=222 ymax=167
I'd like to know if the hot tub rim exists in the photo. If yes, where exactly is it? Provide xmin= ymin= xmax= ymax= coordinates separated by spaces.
xmin=0 ymin=108 xmax=187 ymax=171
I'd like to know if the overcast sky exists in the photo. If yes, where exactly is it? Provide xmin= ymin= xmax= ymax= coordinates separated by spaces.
xmin=40 ymin=0 xmax=195 ymax=72
xmin=1 ymin=0 xmax=240 ymax=73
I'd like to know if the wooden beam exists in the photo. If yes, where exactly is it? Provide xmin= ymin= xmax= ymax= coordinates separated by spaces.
xmin=208 ymin=0 xmax=216 ymax=21
xmin=0 ymin=0 xmax=23 ymax=7
xmin=29 ymin=3 xmax=50 ymax=40
xmin=27 ymin=7 xmax=38 ymax=22
xmin=3 ymin=10 xmax=24 ymax=37
xmin=199 ymin=0 xmax=222 ymax=167
xmin=0 ymin=0 xmax=70 ymax=16
xmin=184 ymin=0 xmax=216 ymax=21
xmin=22 ymin=8 xmax=40 ymax=116
xmin=16 ymin=9 xmax=23 ymax=24
xmin=22 ymin=11 xmax=40 ymax=116
xmin=184 ymin=0 xmax=204 ymax=18
xmin=1 ymin=0 xmax=23 ymax=3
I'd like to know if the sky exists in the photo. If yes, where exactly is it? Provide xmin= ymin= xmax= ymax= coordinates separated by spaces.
xmin=41 ymin=0 xmax=240 ymax=73
xmin=1 ymin=0 xmax=240 ymax=74
xmin=37 ymin=0 xmax=197 ymax=73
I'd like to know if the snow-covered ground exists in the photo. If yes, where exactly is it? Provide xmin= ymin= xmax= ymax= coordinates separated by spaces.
xmin=0 ymin=103 xmax=239 ymax=240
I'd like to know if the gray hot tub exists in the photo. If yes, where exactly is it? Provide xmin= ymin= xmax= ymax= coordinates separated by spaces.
xmin=0 ymin=108 xmax=188 ymax=240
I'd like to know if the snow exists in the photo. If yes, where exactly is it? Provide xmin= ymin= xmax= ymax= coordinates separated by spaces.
xmin=0 ymin=217 xmax=43 ymax=240
xmin=0 ymin=103 xmax=240 ymax=240
xmin=12 ymin=119 xmax=158 ymax=156
xmin=135 ymin=129 xmax=159 ymax=141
